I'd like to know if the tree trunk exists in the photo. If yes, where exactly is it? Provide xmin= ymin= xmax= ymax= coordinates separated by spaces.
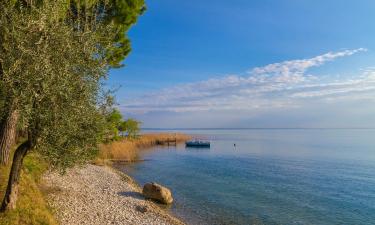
xmin=0 ymin=140 xmax=31 ymax=212
xmin=0 ymin=106 xmax=19 ymax=165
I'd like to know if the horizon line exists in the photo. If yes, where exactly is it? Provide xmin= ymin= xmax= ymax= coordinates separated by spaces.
xmin=141 ymin=127 xmax=375 ymax=130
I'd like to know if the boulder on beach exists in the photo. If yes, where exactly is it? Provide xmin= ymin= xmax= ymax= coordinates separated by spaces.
xmin=142 ymin=182 xmax=173 ymax=204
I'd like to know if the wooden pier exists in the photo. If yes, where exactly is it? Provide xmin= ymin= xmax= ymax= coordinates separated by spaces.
xmin=155 ymin=133 xmax=178 ymax=146
xmin=155 ymin=138 xmax=177 ymax=146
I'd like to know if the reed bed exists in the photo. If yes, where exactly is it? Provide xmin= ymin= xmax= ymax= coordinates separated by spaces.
xmin=95 ymin=133 xmax=190 ymax=164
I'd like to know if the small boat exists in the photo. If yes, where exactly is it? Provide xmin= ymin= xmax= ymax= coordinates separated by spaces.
xmin=185 ymin=140 xmax=210 ymax=148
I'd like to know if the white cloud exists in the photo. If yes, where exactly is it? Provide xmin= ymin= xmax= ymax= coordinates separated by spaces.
xmin=249 ymin=48 xmax=367 ymax=77
xmin=121 ymin=48 xmax=374 ymax=115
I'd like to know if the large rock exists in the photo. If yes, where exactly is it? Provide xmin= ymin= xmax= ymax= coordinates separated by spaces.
xmin=142 ymin=182 xmax=173 ymax=204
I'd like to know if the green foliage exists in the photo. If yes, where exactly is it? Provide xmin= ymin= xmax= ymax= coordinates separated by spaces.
xmin=0 ymin=86 xmax=6 ymax=121
xmin=23 ymin=153 xmax=48 ymax=182
xmin=102 ymin=107 xmax=141 ymax=141
xmin=67 ymin=0 xmax=146 ymax=67
xmin=107 ymin=109 xmax=123 ymax=126
xmin=103 ymin=108 xmax=122 ymax=141
xmin=119 ymin=118 xmax=141 ymax=138
xmin=0 ymin=0 xmax=143 ymax=172
xmin=0 ymin=0 xmax=145 ymax=214
xmin=2 ymin=1 xmax=101 ymax=170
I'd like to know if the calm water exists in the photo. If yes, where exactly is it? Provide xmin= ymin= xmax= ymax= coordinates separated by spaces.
xmin=114 ymin=129 xmax=375 ymax=225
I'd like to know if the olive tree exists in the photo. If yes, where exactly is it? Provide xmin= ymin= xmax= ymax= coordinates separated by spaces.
xmin=0 ymin=0 xmax=145 ymax=165
xmin=0 ymin=0 xmax=136 ymax=211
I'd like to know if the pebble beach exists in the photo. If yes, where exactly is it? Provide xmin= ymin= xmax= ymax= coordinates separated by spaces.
xmin=42 ymin=164 xmax=184 ymax=225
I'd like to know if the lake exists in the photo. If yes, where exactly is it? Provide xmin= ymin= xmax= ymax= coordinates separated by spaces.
xmin=114 ymin=129 xmax=375 ymax=225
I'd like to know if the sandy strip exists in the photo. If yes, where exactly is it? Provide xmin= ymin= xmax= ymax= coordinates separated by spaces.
xmin=42 ymin=164 xmax=185 ymax=225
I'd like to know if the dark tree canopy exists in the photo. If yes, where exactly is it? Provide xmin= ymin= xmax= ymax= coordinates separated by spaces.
xmin=67 ymin=0 xmax=146 ymax=67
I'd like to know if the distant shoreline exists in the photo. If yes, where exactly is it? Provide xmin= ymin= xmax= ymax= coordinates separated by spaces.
xmin=143 ymin=127 xmax=375 ymax=130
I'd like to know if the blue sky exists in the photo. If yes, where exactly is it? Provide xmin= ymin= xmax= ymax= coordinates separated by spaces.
xmin=108 ymin=0 xmax=375 ymax=128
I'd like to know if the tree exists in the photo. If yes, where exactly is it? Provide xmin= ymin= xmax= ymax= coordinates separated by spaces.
xmin=119 ymin=118 xmax=141 ymax=138
xmin=105 ymin=108 xmax=123 ymax=141
xmin=0 ymin=0 xmax=143 ymax=211
xmin=100 ymin=106 xmax=141 ymax=140
xmin=0 ymin=0 xmax=145 ymax=165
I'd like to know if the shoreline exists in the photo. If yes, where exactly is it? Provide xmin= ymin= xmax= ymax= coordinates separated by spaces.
xmin=42 ymin=164 xmax=185 ymax=225
xmin=96 ymin=133 xmax=191 ymax=164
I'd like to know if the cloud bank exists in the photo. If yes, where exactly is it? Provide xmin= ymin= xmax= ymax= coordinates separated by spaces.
xmin=121 ymin=48 xmax=375 ymax=114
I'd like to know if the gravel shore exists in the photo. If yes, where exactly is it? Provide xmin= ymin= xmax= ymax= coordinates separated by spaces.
xmin=42 ymin=164 xmax=185 ymax=225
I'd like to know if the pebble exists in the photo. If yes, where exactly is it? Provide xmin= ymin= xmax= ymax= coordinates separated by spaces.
xmin=42 ymin=164 xmax=185 ymax=225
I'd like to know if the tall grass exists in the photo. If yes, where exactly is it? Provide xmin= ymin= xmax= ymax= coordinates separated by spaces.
xmin=95 ymin=133 xmax=190 ymax=164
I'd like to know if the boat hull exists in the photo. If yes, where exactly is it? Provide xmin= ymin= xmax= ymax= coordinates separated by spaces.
xmin=185 ymin=142 xmax=210 ymax=148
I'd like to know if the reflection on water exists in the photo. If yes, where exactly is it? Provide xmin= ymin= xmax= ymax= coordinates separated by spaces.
xmin=114 ymin=129 xmax=375 ymax=225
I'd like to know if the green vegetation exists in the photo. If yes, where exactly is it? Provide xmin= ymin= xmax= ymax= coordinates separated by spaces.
xmin=104 ymin=109 xmax=124 ymax=141
xmin=0 ymin=1 xmax=110 ymax=210
xmin=119 ymin=118 xmax=141 ymax=139
xmin=0 ymin=152 xmax=57 ymax=225
xmin=103 ymin=108 xmax=141 ymax=141
xmin=0 ymin=0 xmax=145 ymax=166
xmin=0 ymin=0 xmax=144 ymax=214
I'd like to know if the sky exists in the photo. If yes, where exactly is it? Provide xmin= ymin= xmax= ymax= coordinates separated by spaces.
xmin=108 ymin=0 xmax=375 ymax=128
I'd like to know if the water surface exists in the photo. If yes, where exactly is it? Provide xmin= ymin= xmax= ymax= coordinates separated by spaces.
xmin=115 ymin=129 xmax=375 ymax=225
